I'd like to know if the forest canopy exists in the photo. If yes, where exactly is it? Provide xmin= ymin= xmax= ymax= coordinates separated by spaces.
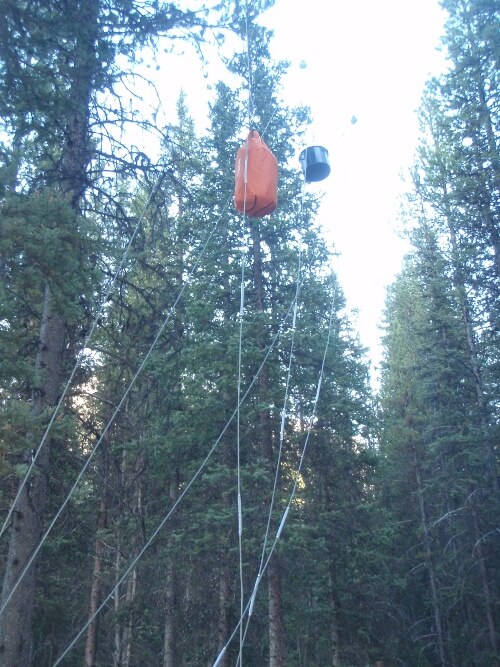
xmin=0 ymin=1 xmax=498 ymax=666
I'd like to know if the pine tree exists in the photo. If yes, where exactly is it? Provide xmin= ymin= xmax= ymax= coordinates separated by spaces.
xmin=0 ymin=3 xmax=101 ymax=662
xmin=0 ymin=2 xmax=227 ymax=663
xmin=195 ymin=8 xmax=378 ymax=666
xmin=377 ymin=3 xmax=499 ymax=661
xmin=379 ymin=223 xmax=499 ymax=665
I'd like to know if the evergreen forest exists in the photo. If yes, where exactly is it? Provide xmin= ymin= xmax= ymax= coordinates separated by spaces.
xmin=0 ymin=0 xmax=498 ymax=665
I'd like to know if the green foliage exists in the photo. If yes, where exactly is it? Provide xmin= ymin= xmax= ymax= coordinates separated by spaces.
xmin=6 ymin=1 xmax=497 ymax=666
xmin=377 ymin=3 xmax=500 ymax=655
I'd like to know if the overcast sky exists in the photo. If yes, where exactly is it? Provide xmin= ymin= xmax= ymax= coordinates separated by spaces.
xmin=262 ymin=0 xmax=448 ymax=379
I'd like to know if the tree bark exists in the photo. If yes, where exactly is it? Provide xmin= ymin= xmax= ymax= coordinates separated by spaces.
xmin=84 ymin=495 xmax=107 ymax=667
xmin=325 ymin=477 xmax=343 ymax=667
xmin=216 ymin=549 xmax=231 ymax=667
xmin=113 ymin=546 xmax=139 ymax=667
xmin=113 ymin=445 xmax=143 ymax=667
xmin=0 ymin=3 xmax=98 ymax=662
xmin=268 ymin=552 xmax=286 ymax=667
xmin=216 ymin=484 xmax=232 ymax=667
xmin=463 ymin=3 xmax=500 ymax=278
xmin=412 ymin=444 xmax=449 ymax=667
xmin=0 ymin=284 xmax=65 ymax=666
xmin=84 ymin=441 xmax=111 ymax=667
xmin=163 ymin=478 xmax=179 ymax=667
xmin=122 ymin=568 xmax=137 ymax=667
xmin=328 ymin=571 xmax=342 ymax=667
xmin=470 ymin=498 xmax=498 ymax=660
xmin=250 ymin=223 xmax=286 ymax=667
xmin=446 ymin=216 xmax=499 ymax=492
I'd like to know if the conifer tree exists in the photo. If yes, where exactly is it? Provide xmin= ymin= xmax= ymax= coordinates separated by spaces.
xmin=377 ymin=3 xmax=499 ymax=661
xmin=194 ymin=7 xmax=377 ymax=665
xmin=380 ymin=224 xmax=499 ymax=665
xmin=0 ymin=2 xmax=226 ymax=663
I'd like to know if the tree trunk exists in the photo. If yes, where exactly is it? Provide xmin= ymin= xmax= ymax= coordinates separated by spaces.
xmin=250 ymin=223 xmax=286 ymax=667
xmin=114 ymin=443 xmax=144 ymax=667
xmin=0 ymin=3 xmax=98 ymax=662
xmin=122 ymin=569 xmax=137 ymax=667
xmin=113 ymin=548 xmax=123 ymax=667
xmin=216 ymin=549 xmax=231 ymax=667
xmin=446 ymin=217 xmax=499 ymax=492
xmin=113 ymin=549 xmax=139 ymax=667
xmin=163 ymin=478 xmax=178 ymax=667
xmin=0 ymin=284 xmax=65 ymax=666
xmin=412 ymin=445 xmax=449 ymax=667
xmin=268 ymin=552 xmax=286 ymax=667
xmin=216 ymin=484 xmax=232 ymax=667
xmin=328 ymin=572 xmax=342 ymax=667
xmin=84 ymin=498 xmax=107 ymax=667
xmin=325 ymin=479 xmax=343 ymax=667
xmin=470 ymin=498 xmax=498 ymax=660
xmin=84 ymin=442 xmax=111 ymax=667
xmin=162 ymin=557 xmax=177 ymax=667
xmin=464 ymin=6 xmax=500 ymax=278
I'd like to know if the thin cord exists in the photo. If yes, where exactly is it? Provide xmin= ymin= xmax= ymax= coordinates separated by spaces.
xmin=235 ymin=259 xmax=302 ymax=666
xmin=258 ymin=252 xmax=301 ymax=570
xmin=237 ymin=3 xmax=253 ymax=663
xmin=260 ymin=107 xmax=278 ymax=140
xmin=226 ymin=283 xmax=338 ymax=667
xmin=244 ymin=0 xmax=253 ymax=128
xmin=51 ymin=278 xmax=302 ymax=667
xmin=235 ymin=249 xmax=302 ymax=665
xmin=0 ymin=177 xmax=162 ymax=541
xmin=286 ymin=285 xmax=337 ymax=509
xmin=0 ymin=195 xmax=227 ymax=621
xmin=236 ymin=186 xmax=307 ymax=662
xmin=237 ymin=244 xmax=246 ymax=665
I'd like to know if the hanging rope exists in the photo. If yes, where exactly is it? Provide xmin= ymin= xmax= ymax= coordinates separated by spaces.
xmin=235 ymin=248 xmax=303 ymax=664
xmin=260 ymin=107 xmax=279 ymax=140
xmin=236 ymin=243 xmax=246 ymax=665
xmin=259 ymin=250 xmax=301 ymax=571
xmin=236 ymin=2 xmax=255 ymax=663
xmin=237 ymin=190 xmax=305 ymax=661
xmin=51 ymin=276 xmax=302 ymax=667
xmin=217 ymin=283 xmax=338 ymax=667
xmin=244 ymin=0 xmax=253 ymax=128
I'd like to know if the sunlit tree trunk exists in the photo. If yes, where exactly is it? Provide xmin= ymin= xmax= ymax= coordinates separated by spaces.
xmin=84 ymin=441 xmax=111 ymax=667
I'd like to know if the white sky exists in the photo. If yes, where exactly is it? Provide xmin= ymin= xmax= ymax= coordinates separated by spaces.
xmin=146 ymin=0 xmax=448 ymax=382
xmin=263 ymin=0 xmax=448 ymax=379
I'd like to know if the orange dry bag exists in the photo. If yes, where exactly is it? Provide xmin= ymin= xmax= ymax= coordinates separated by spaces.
xmin=234 ymin=130 xmax=278 ymax=218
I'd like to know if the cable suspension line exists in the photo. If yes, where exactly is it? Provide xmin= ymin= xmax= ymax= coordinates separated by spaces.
xmin=51 ymin=279 xmax=303 ymax=667
xmin=237 ymin=242 xmax=246 ymax=667
xmin=236 ymin=250 xmax=303 ymax=664
xmin=0 ymin=194 xmax=227 ymax=621
xmin=235 ymin=182 xmax=307 ymax=663
xmin=258 ymin=250 xmax=302 ymax=573
xmin=223 ymin=285 xmax=338 ymax=667
xmin=237 ymin=2 xmax=254 ymax=663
